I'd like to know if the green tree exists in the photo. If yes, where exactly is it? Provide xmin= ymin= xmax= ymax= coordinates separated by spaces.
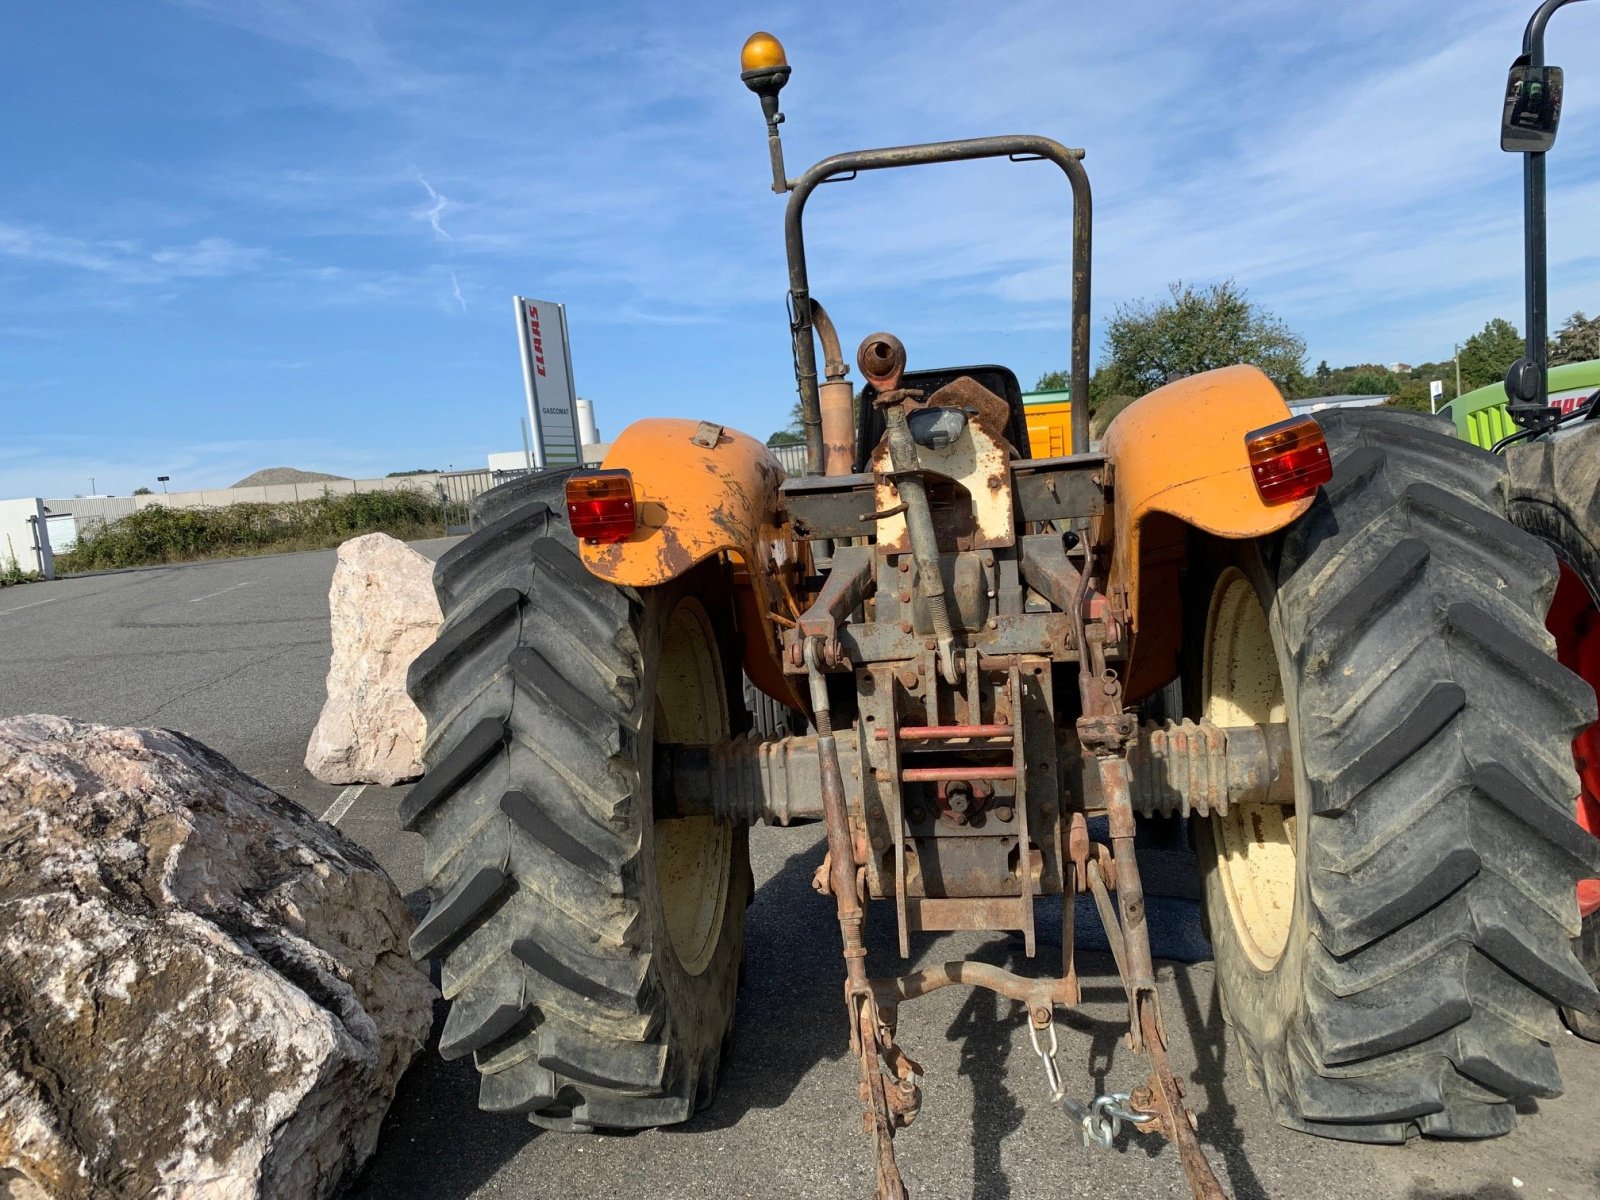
xmin=1034 ymin=370 xmax=1069 ymax=391
xmin=1457 ymin=317 xmax=1524 ymax=391
xmin=1347 ymin=370 xmax=1394 ymax=396
xmin=1385 ymin=377 xmax=1434 ymax=413
xmin=766 ymin=400 xmax=805 ymax=447
xmin=132 ymin=486 xmax=153 ymax=495
xmin=1034 ymin=282 xmax=1304 ymax=427
xmin=1551 ymin=311 xmax=1600 ymax=365
xmin=1101 ymin=280 xmax=1306 ymax=395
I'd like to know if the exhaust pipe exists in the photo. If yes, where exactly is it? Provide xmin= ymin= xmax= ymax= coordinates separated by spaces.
xmin=811 ymin=299 xmax=856 ymax=475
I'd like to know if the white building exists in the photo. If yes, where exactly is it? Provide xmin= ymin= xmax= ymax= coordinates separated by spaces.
xmin=0 ymin=498 xmax=55 ymax=579
xmin=1287 ymin=393 xmax=1389 ymax=416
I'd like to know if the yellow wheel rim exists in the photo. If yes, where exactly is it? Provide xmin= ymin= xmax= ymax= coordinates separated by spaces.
xmin=1205 ymin=568 xmax=1295 ymax=971
xmin=653 ymin=598 xmax=733 ymax=977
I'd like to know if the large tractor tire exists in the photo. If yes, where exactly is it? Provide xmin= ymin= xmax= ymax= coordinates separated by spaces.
xmin=1187 ymin=408 xmax=1600 ymax=1142
xmin=401 ymin=471 xmax=751 ymax=1130
xmin=1505 ymin=426 xmax=1600 ymax=1041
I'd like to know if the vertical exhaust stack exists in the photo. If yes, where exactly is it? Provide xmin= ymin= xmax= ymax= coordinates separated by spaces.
xmin=811 ymin=299 xmax=856 ymax=476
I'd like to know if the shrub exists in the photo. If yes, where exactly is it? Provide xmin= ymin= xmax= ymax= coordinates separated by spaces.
xmin=57 ymin=487 xmax=444 ymax=572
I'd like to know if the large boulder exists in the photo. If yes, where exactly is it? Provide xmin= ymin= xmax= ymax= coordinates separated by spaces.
xmin=0 ymin=716 xmax=435 ymax=1200
xmin=304 ymin=533 xmax=442 ymax=786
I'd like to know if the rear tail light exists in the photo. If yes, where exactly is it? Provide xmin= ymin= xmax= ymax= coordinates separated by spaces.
xmin=1244 ymin=416 xmax=1332 ymax=504
xmin=565 ymin=470 xmax=637 ymax=543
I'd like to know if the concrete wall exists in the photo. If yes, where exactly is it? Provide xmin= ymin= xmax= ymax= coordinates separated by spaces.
xmin=39 ymin=468 xmax=599 ymax=538
xmin=43 ymin=496 xmax=137 ymax=527
xmin=45 ymin=475 xmax=441 ymax=522
xmin=129 ymin=474 xmax=439 ymax=510
xmin=0 ymin=498 xmax=54 ymax=579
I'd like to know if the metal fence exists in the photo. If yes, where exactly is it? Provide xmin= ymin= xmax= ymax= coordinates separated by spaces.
xmin=769 ymin=442 xmax=809 ymax=475
xmin=434 ymin=467 xmax=543 ymax=533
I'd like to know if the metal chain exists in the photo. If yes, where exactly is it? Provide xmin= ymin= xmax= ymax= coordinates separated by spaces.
xmin=1025 ymin=1019 xmax=1065 ymax=1101
xmin=1028 ymin=1019 xmax=1155 ymax=1149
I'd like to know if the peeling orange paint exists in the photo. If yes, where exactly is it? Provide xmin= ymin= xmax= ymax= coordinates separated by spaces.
xmin=1102 ymin=365 xmax=1315 ymax=701
xmin=578 ymin=417 xmax=799 ymax=708
xmin=1102 ymin=364 xmax=1313 ymax=619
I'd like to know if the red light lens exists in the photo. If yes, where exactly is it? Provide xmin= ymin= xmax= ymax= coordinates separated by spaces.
xmin=1244 ymin=416 xmax=1332 ymax=504
xmin=565 ymin=470 xmax=637 ymax=543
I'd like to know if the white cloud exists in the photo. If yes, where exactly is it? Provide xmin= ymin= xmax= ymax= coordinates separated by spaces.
xmin=7 ymin=0 xmax=1599 ymax=457
xmin=0 ymin=223 xmax=268 ymax=286
xmin=412 ymin=170 xmax=453 ymax=241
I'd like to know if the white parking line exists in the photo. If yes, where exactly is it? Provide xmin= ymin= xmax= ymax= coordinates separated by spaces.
xmin=188 ymin=579 xmax=254 ymax=601
xmin=0 ymin=595 xmax=60 ymax=615
xmin=320 ymin=784 xmax=366 ymax=825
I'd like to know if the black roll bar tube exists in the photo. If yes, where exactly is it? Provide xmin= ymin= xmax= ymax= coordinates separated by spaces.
xmin=1507 ymin=0 xmax=1591 ymax=427
xmin=781 ymin=135 xmax=1093 ymax=471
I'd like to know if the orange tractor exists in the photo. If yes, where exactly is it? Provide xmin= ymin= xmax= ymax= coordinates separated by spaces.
xmin=399 ymin=31 xmax=1600 ymax=1198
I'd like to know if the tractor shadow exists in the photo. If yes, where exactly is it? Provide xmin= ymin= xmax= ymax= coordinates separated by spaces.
xmin=683 ymin=834 xmax=878 ymax=1131
xmin=1034 ymin=890 xmax=1271 ymax=1200
xmin=693 ymin=828 xmax=1268 ymax=1200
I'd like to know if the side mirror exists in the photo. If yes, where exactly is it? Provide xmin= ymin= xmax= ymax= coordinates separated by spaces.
xmin=1501 ymin=59 xmax=1565 ymax=151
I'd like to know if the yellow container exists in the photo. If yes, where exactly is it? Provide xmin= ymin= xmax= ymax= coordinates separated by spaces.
xmin=1023 ymin=392 xmax=1073 ymax=459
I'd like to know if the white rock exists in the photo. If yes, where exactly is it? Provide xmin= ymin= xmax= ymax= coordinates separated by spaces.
xmin=304 ymin=533 xmax=442 ymax=786
xmin=0 ymin=716 xmax=436 ymax=1200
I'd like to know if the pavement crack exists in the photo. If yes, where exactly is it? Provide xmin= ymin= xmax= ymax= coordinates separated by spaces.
xmin=133 ymin=646 xmax=305 ymax=725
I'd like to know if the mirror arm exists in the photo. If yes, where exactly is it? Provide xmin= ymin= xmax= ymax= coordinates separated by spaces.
xmin=1507 ymin=0 xmax=1590 ymax=427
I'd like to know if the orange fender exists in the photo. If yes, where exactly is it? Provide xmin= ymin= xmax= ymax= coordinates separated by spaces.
xmin=1101 ymin=365 xmax=1315 ymax=700
xmin=580 ymin=417 xmax=802 ymax=709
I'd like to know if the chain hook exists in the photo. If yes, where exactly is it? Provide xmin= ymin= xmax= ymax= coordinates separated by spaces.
xmin=1030 ymin=1017 xmax=1157 ymax=1150
xmin=1026 ymin=1019 xmax=1063 ymax=1102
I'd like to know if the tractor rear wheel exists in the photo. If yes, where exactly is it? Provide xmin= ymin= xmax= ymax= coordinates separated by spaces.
xmin=1506 ymin=426 xmax=1600 ymax=1041
xmin=401 ymin=471 xmax=750 ymax=1130
xmin=1189 ymin=408 xmax=1600 ymax=1142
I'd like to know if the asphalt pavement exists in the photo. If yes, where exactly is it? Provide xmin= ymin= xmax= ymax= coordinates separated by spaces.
xmin=2 ymin=546 xmax=1597 ymax=1199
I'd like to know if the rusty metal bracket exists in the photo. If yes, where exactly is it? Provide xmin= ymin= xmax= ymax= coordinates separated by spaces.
xmin=807 ymin=637 xmax=912 ymax=1200
xmin=691 ymin=420 xmax=726 ymax=448
xmin=1130 ymin=999 xmax=1230 ymax=1200
xmin=796 ymin=543 xmax=877 ymax=650
xmin=1017 ymin=532 xmax=1083 ymax=614
xmin=1078 ymin=727 xmax=1230 ymax=1199
xmin=871 ymin=960 xmax=1075 ymax=1018
xmin=1013 ymin=666 xmax=1039 ymax=956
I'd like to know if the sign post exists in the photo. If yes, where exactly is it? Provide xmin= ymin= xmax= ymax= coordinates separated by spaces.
xmin=514 ymin=297 xmax=583 ymax=469
xmin=1429 ymin=379 xmax=1444 ymax=413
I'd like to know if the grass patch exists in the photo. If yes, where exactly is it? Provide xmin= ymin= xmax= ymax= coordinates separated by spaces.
xmin=2 ymin=535 xmax=43 ymax=586
xmin=56 ymin=489 xmax=453 ymax=573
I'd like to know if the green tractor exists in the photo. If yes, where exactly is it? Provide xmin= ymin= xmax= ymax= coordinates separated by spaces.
xmin=1447 ymin=0 xmax=1600 ymax=1039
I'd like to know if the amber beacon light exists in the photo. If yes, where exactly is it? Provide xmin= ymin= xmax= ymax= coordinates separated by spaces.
xmin=1244 ymin=415 xmax=1333 ymax=503
xmin=565 ymin=470 xmax=637 ymax=543
xmin=740 ymin=31 xmax=788 ymax=73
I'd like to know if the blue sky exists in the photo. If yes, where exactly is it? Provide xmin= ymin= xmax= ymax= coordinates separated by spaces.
xmin=3 ymin=0 xmax=1598 ymax=498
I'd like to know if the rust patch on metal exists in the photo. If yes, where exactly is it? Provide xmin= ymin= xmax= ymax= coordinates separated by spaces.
xmin=858 ymin=332 xmax=906 ymax=392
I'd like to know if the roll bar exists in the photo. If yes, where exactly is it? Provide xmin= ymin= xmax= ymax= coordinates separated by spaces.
xmin=778 ymin=137 xmax=1094 ymax=470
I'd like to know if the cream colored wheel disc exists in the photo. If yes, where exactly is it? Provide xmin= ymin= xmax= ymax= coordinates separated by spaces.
xmin=652 ymin=599 xmax=733 ymax=977
xmin=1205 ymin=568 xmax=1295 ymax=971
